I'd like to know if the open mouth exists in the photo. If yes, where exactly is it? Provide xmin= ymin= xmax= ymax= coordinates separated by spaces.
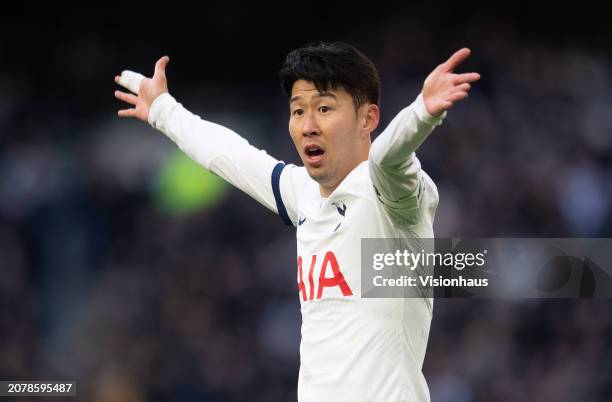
xmin=304 ymin=144 xmax=325 ymax=165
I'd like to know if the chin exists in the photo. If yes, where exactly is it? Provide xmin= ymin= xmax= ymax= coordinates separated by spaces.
xmin=304 ymin=165 xmax=328 ymax=183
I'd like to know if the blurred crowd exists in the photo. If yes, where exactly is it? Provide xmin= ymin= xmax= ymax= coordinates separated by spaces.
xmin=0 ymin=9 xmax=611 ymax=402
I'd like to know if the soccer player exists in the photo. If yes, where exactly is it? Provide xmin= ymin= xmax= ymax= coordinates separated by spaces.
xmin=114 ymin=42 xmax=479 ymax=402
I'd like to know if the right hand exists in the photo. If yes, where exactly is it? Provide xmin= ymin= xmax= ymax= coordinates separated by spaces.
xmin=114 ymin=56 xmax=170 ymax=122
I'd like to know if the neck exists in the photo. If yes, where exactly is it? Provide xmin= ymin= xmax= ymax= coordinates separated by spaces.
xmin=318 ymin=157 xmax=367 ymax=198
xmin=318 ymin=140 xmax=371 ymax=197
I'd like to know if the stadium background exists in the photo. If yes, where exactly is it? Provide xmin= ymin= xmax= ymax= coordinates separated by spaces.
xmin=1 ymin=3 xmax=611 ymax=401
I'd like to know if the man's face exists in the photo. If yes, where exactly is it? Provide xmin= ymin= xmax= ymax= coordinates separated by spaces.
xmin=289 ymin=79 xmax=375 ymax=195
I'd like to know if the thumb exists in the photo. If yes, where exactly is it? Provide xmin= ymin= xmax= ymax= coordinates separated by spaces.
xmin=154 ymin=56 xmax=170 ymax=77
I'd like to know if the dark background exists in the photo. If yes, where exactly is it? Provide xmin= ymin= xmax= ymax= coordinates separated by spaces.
xmin=1 ymin=3 xmax=611 ymax=401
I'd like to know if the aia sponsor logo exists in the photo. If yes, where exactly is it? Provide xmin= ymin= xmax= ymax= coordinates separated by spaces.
xmin=297 ymin=251 xmax=353 ymax=301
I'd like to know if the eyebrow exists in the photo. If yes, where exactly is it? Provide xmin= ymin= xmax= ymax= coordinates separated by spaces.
xmin=290 ymin=92 xmax=338 ymax=104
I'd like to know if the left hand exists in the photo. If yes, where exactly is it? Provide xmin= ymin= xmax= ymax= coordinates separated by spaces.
xmin=422 ymin=48 xmax=481 ymax=117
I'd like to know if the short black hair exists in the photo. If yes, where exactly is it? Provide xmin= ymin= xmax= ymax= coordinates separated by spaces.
xmin=279 ymin=41 xmax=381 ymax=108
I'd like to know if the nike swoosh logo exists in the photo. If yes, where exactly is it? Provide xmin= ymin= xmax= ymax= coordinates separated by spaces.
xmin=298 ymin=216 xmax=306 ymax=226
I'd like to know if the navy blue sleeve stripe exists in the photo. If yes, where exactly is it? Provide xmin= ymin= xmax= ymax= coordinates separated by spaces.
xmin=271 ymin=162 xmax=293 ymax=226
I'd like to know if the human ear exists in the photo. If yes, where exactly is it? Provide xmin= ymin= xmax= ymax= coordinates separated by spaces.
xmin=363 ymin=104 xmax=380 ymax=133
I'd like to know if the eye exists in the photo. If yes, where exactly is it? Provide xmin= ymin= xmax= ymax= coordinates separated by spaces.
xmin=319 ymin=106 xmax=331 ymax=113
xmin=292 ymin=108 xmax=304 ymax=116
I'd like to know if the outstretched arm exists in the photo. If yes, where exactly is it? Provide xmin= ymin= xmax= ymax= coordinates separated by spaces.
xmin=369 ymin=48 xmax=480 ymax=221
xmin=114 ymin=57 xmax=294 ymax=224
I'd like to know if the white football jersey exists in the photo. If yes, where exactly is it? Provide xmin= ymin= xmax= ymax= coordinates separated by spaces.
xmin=148 ymin=92 xmax=444 ymax=402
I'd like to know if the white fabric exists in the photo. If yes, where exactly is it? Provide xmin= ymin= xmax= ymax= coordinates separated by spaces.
xmin=148 ymin=93 xmax=282 ymax=213
xmin=368 ymin=94 xmax=444 ymax=225
xmin=148 ymin=91 xmax=445 ymax=402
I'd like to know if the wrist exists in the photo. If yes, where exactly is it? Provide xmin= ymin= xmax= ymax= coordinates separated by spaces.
xmin=416 ymin=93 xmax=446 ymax=125
xmin=148 ymin=92 xmax=175 ymax=127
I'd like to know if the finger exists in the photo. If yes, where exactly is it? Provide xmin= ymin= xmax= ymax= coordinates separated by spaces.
xmin=117 ymin=70 xmax=145 ymax=94
xmin=154 ymin=56 xmax=170 ymax=77
xmin=452 ymin=72 xmax=481 ymax=84
xmin=442 ymin=48 xmax=471 ymax=72
xmin=456 ymin=83 xmax=471 ymax=92
xmin=117 ymin=108 xmax=136 ymax=118
xmin=440 ymin=100 xmax=453 ymax=110
xmin=448 ymin=91 xmax=469 ymax=102
xmin=114 ymin=90 xmax=139 ymax=106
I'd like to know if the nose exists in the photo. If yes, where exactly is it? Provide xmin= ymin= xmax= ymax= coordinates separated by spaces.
xmin=302 ymin=112 xmax=320 ymax=137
